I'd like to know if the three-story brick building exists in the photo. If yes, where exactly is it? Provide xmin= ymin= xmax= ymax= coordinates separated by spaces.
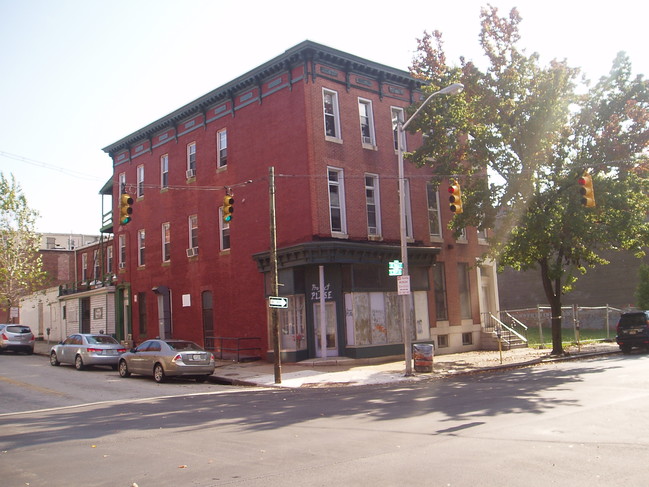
xmin=101 ymin=41 xmax=499 ymax=361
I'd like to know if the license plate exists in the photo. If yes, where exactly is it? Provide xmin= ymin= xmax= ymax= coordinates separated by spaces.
xmin=192 ymin=354 xmax=202 ymax=361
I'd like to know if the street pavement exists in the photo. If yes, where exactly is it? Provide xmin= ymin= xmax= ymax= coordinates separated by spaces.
xmin=33 ymin=339 xmax=621 ymax=388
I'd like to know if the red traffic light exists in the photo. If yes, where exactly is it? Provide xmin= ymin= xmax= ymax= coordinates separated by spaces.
xmin=578 ymin=172 xmax=595 ymax=207
xmin=448 ymin=181 xmax=463 ymax=214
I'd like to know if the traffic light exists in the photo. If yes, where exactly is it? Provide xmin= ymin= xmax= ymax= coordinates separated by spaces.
xmin=448 ymin=180 xmax=463 ymax=214
xmin=119 ymin=193 xmax=133 ymax=225
xmin=223 ymin=194 xmax=234 ymax=223
xmin=578 ymin=172 xmax=596 ymax=207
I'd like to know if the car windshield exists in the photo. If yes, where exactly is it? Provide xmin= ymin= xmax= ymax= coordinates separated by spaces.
xmin=86 ymin=335 xmax=119 ymax=345
xmin=167 ymin=341 xmax=202 ymax=351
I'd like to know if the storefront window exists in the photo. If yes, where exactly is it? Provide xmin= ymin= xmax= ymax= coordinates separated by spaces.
xmin=269 ymin=294 xmax=307 ymax=351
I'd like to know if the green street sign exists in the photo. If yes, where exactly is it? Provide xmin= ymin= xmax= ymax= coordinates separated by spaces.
xmin=388 ymin=260 xmax=403 ymax=276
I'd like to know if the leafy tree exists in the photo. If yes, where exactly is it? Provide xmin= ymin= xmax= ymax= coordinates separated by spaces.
xmin=408 ymin=6 xmax=649 ymax=355
xmin=635 ymin=264 xmax=649 ymax=310
xmin=0 ymin=173 xmax=46 ymax=322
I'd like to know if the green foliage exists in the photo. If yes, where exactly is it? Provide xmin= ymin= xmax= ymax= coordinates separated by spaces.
xmin=635 ymin=264 xmax=649 ymax=310
xmin=409 ymin=6 xmax=649 ymax=354
xmin=0 ymin=173 xmax=46 ymax=313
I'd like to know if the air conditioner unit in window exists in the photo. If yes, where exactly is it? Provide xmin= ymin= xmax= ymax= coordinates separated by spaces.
xmin=362 ymin=136 xmax=373 ymax=145
xmin=186 ymin=247 xmax=199 ymax=258
xmin=186 ymin=168 xmax=196 ymax=179
xmin=118 ymin=262 xmax=126 ymax=269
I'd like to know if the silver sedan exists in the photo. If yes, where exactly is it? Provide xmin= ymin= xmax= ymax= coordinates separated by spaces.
xmin=118 ymin=339 xmax=216 ymax=383
xmin=50 ymin=334 xmax=127 ymax=370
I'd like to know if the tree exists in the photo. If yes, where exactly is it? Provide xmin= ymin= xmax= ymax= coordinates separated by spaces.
xmin=0 ymin=173 xmax=46 ymax=322
xmin=635 ymin=264 xmax=649 ymax=310
xmin=408 ymin=6 xmax=649 ymax=355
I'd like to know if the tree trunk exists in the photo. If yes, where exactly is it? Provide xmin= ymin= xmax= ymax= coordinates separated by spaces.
xmin=539 ymin=258 xmax=564 ymax=355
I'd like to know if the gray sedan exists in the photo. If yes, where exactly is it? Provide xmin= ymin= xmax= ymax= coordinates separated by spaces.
xmin=118 ymin=339 xmax=216 ymax=383
xmin=50 ymin=334 xmax=127 ymax=370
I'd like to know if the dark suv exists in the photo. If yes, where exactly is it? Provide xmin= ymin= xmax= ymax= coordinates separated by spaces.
xmin=616 ymin=311 xmax=649 ymax=353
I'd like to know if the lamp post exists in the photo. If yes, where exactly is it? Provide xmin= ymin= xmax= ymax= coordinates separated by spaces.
xmin=397 ymin=82 xmax=464 ymax=376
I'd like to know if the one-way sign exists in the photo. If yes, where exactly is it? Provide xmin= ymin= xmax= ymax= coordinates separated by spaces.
xmin=268 ymin=296 xmax=289 ymax=308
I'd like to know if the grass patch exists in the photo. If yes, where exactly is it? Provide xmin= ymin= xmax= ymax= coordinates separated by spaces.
xmin=523 ymin=327 xmax=614 ymax=348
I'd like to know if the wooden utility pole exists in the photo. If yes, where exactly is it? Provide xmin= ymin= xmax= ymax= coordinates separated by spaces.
xmin=269 ymin=166 xmax=281 ymax=384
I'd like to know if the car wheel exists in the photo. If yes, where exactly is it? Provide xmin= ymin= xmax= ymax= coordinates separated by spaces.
xmin=195 ymin=375 xmax=209 ymax=383
xmin=118 ymin=360 xmax=130 ymax=378
xmin=50 ymin=351 xmax=60 ymax=366
xmin=75 ymin=355 xmax=85 ymax=370
xmin=153 ymin=363 xmax=166 ymax=383
xmin=621 ymin=345 xmax=632 ymax=354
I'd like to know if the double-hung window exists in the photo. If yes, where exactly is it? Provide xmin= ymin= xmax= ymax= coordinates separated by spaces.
xmin=118 ymin=172 xmax=126 ymax=194
xmin=323 ymin=89 xmax=341 ymax=140
xmin=217 ymin=129 xmax=227 ymax=168
xmin=81 ymin=253 xmax=88 ymax=281
xmin=160 ymin=154 xmax=169 ymax=189
xmin=458 ymin=263 xmax=472 ymax=319
xmin=93 ymin=250 xmax=100 ymax=280
xmin=119 ymin=234 xmax=126 ymax=268
xmin=391 ymin=107 xmax=406 ymax=151
xmin=188 ymin=215 xmax=198 ymax=253
xmin=136 ymin=165 xmax=144 ymax=198
xmin=137 ymin=229 xmax=145 ymax=267
xmin=106 ymin=246 xmax=113 ymax=274
xmin=328 ymin=167 xmax=347 ymax=235
xmin=186 ymin=142 xmax=196 ymax=178
xmin=219 ymin=208 xmax=230 ymax=251
xmin=365 ymin=174 xmax=381 ymax=236
xmin=358 ymin=98 xmax=376 ymax=147
xmin=426 ymin=182 xmax=442 ymax=238
xmin=162 ymin=222 xmax=171 ymax=262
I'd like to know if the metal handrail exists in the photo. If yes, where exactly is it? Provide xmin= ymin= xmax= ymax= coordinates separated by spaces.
xmin=204 ymin=336 xmax=262 ymax=362
xmin=489 ymin=313 xmax=528 ymax=343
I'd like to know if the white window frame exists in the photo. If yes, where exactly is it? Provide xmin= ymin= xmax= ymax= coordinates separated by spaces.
xmin=136 ymin=165 xmax=144 ymax=198
xmin=106 ymin=245 xmax=113 ymax=274
xmin=160 ymin=154 xmax=169 ymax=189
xmin=217 ymin=129 xmax=227 ymax=168
xmin=426 ymin=182 xmax=442 ymax=238
xmin=327 ymin=167 xmax=347 ymax=236
xmin=81 ymin=253 xmax=88 ymax=281
xmin=187 ymin=142 xmax=196 ymax=173
xmin=93 ymin=250 xmax=100 ymax=280
xmin=323 ymin=89 xmax=341 ymax=141
xmin=391 ymin=107 xmax=406 ymax=152
xmin=137 ymin=229 xmax=145 ymax=267
xmin=188 ymin=215 xmax=198 ymax=251
xmin=118 ymin=172 xmax=126 ymax=194
xmin=119 ymin=234 xmax=126 ymax=268
xmin=365 ymin=173 xmax=381 ymax=237
xmin=358 ymin=98 xmax=376 ymax=147
xmin=162 ymin=222 xmax=171 ymax=262
xmin=219 ymin=208 xmax=231 ymax=251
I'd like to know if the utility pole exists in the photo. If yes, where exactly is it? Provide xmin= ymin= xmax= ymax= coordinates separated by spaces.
xmin=269 ymin=166 xmax=281 ymax=384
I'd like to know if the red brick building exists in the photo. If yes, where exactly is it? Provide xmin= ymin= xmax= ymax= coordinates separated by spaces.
xmin=101 ymin=41 xmax=499 ymax=361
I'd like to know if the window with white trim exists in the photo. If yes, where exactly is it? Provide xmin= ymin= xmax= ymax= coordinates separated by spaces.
xmin=106 ymin=245 xmax=113 ymax=274
xmin=458 ymin=263 xmax=472 ymax=319
xmin=328 ymin=167 xmax=347 ymax=234
xmin=392 ymin=107 xmax=406 ymax=151
xmin=323 ymin=89 xmax=341 ymax=140
xmin=81 ymin=253 xmax=88 ymax=281
xmin=358 ymin=98 xmax=376 ymax=147
xmin=188 ymin=215 xmax=198 ymax=251
xmin=365 ymin=174 xmax=381 ymax=236
xmin=136 ymin=165 xmax=144 ymax=198
xmin=219 ymin=208 xmax=230 ymax=251
xmin=119 ymin=234 xmax=126 ymax=268
xmin=187 ymin=142 xmax=196 ymax=175
xmin=137 ymin=229 xmax=145 ymax=267
xmin=162 ymin=222 xmax=171 ymax=262
xmin=217 ymin=129 xmax=227 ymax=168
xmin=160 ymin=154 xmax=169 ymax=189
xmin=118 ymin=172 xmax=126 ymax=193
xmin=93 ymin=250 xmax=100 ymax=280
xmin=426 ymin=182 xmax=442 ymax=237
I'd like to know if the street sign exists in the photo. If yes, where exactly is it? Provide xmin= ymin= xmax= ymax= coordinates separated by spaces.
xmin=397 ymin=275 xmax=411 ymax=295
xmin=388 ymin=260 xmax=403 ymax=276
xmin=268 ymin=296 xmax=289 ymax=308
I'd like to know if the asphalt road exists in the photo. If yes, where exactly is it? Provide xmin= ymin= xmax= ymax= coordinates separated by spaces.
xmin=1 ymin=352 xmax=649 ymax=486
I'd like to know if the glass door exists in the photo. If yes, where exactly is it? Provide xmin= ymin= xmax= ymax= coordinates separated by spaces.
xmin=313 ymin=302 xmax=338 ymax=357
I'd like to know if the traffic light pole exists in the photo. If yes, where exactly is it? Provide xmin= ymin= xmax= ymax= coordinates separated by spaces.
xmin=269 ymin=166 xmax=281 ymax=384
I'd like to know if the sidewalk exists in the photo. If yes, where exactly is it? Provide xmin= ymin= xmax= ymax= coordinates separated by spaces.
xmin=34 ymin=340 xmax=621 ymax=388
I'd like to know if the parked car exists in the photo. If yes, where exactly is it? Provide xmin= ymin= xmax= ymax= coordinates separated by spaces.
xmin=0 ymin=324 xmax=35 ymax=354
xmin=118 ymin=339 xmax=216 ymax=383
xmin=616 ymin=311 xmax=649 ymax=353
xmin=50 ymin=334 xmax=127 ymax=370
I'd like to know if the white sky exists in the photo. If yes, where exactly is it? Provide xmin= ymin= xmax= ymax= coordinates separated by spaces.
xmin=1 ymin=0 xmax=647 ymax=235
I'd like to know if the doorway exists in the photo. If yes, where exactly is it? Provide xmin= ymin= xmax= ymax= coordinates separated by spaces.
xmin=313 ymin=302 xmax=338 ymax=357
xmin=80 ymin=297 xmax=91 ymax=333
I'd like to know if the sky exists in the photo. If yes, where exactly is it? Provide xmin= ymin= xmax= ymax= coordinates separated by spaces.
xmin=1 ymin=0 xmax=647 ymax=235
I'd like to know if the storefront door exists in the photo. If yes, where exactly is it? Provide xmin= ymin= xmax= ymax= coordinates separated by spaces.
xmin=313 ymin=302 xmax=338 ymax=357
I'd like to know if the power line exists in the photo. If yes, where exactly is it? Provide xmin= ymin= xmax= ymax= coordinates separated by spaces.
xmin=0 ymin=150 xmax=104 ymax=182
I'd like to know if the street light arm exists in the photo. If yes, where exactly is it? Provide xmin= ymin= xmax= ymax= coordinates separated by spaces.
xmin=401 ymin=83 xmax=464 ymax=132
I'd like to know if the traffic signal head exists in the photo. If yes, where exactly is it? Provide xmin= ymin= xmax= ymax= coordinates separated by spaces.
xmin=578 ymin=172 xmax=595 ymax=207
xmin=119 ymin=193 xmax=133 ymax=225
xmin=448 ymin=180 xmax=463 ymax=214
xmin=223 ymin=194 xmax=234 ymax=223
